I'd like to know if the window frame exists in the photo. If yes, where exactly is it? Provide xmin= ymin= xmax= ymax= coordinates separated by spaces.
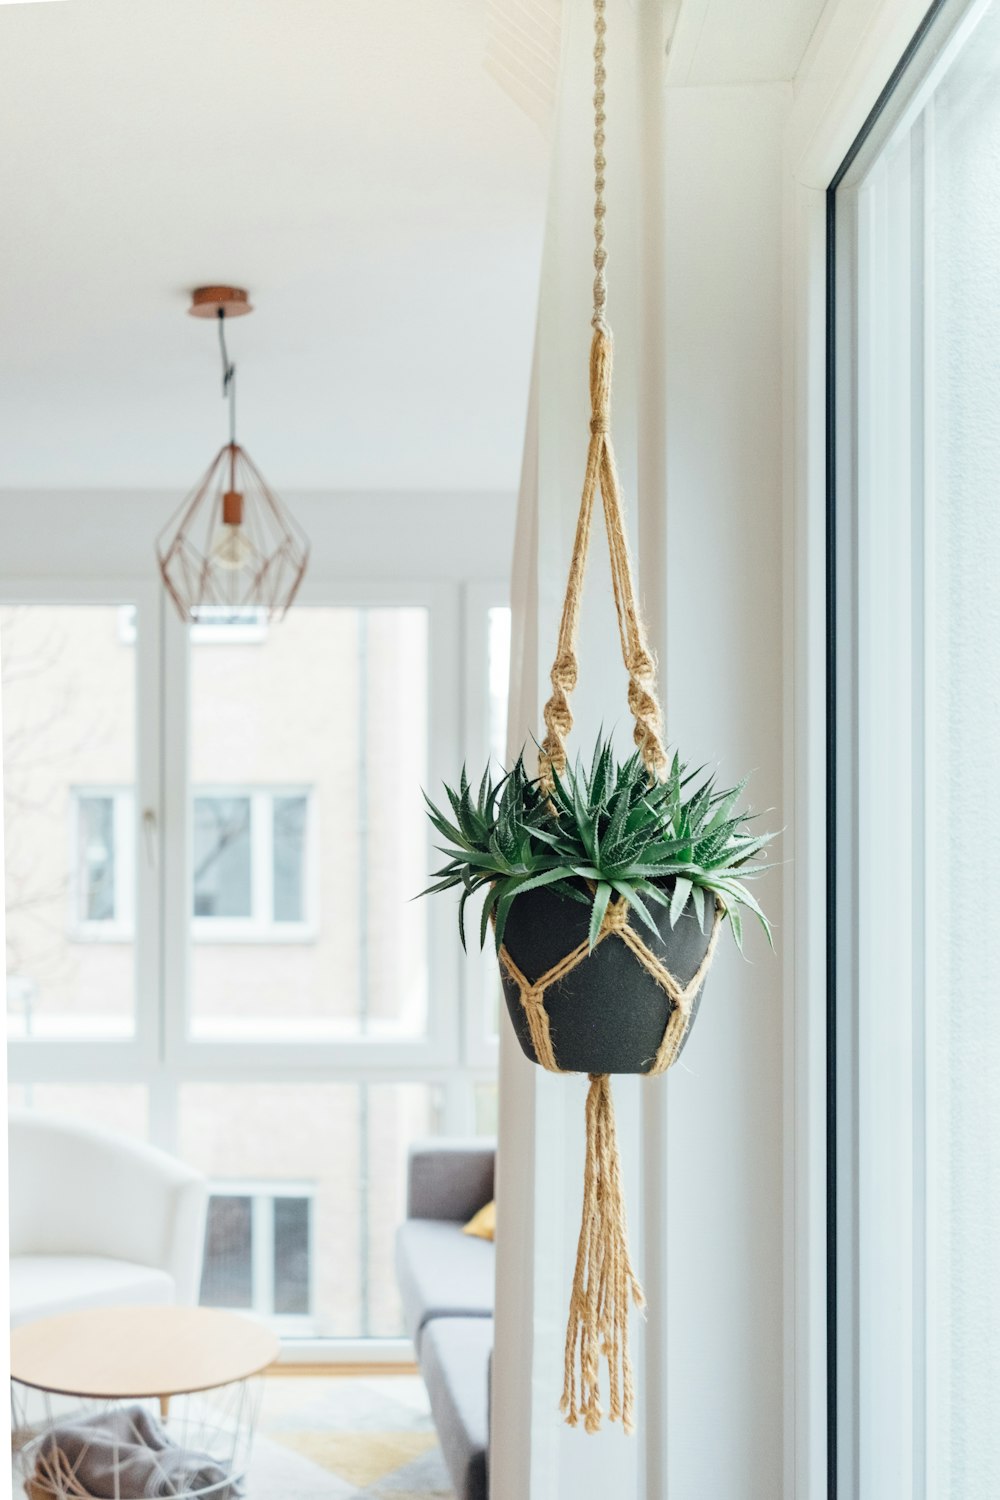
xmin=4 ymin=570 xmax=505 ymax=1355
xmin=826 ymin=1 xmax=993 ymax=1491
xmin=461 ymin=582 xmax=508 ymax=1071
xmin=162 ymin=575 xmax=463 ymax=1074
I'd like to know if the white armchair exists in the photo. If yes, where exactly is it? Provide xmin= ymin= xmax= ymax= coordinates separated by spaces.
xmin=8 ymin=1110 xmax=208 ymax=1329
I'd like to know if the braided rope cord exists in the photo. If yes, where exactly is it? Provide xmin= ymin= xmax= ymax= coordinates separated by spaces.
xmin=520 ymin=0 xmax=719 ymax=1440
xmin=538 ymin=0 xmax=666 ymax=792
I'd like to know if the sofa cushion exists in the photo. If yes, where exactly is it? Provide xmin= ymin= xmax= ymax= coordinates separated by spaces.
xmin=421 ymin=1316 xmax=493 ymax=1500
xmin=396 ymin=1219 xmax=494 ymax=1348
xmin=406 ymin=1141 xmax=496 ymax=1222
xmin=10 ymin=1255 xmax=174 ymax=1328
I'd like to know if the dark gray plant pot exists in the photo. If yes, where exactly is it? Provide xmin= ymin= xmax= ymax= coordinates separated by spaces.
xmin=499 ymin=884 xmax=714 ymax=1075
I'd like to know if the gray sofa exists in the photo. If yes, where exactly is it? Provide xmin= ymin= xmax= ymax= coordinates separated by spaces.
xmin=396 ymin=1140 xmax=496 ymax=1500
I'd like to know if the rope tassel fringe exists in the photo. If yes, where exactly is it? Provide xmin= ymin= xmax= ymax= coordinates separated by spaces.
xmin=561 ymin=1074 xmax=645 ymax=1435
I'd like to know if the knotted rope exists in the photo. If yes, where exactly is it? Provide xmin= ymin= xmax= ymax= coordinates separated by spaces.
xmin=499 ymin=895 xmax=722 ymax=1433
xmin=538 ymin=328 xmax=667 ymax=789
xmin=520 ymin=0 xmax=714 ymax=1437
xmin=537 ymin=0 xmax=665 ymax=792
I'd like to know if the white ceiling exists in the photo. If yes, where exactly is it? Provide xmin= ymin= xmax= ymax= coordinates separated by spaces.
xmin=666 ymin=0 xmax=830 ymax=86
xmin=0 ymin=0 xmax=550 ymax=491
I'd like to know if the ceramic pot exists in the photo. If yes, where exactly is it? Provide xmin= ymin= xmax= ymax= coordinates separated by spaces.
xmin=499 ymin=883 xmax=714 ymax=1074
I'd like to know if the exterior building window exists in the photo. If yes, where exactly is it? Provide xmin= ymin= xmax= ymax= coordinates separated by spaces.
xmin=72 ymin=789 xmax=134 ymax=939
xmin=200 ymin=1185 xmax=313 ymax=1323
xmin=192 ymin=789 xmax=312 ymax=939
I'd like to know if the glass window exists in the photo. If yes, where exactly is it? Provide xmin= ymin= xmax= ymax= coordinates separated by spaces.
xmin=188 ymin=607 xmax=429 ymax=1040
xmin=4 ymin=589 xmax=493 ymax=1355
xmin=76 ymin=795 xmax=117 ymax=921
xmin=200 ymin=1189 xmax=313 ymax=1320
xmin=7 ymin=1084 xmax=149 ymax=1140
xmin=474 ymin=1081 xmax=498 ymax=1136
xmin=2 ymin=605 xmax=138 ymax=1039
xmin=273 ymin=1196 xmax=311 ymax=1315
xmin=192 ymin=790 xmax=311 ymax=935
xmin=272 ymin=794 xmax=307 ymax=923
xmin=192 ymin=796 xmax=252 ymax=918
xmin=833 ymin=6 xmax=1000 ymax=1491
xmin=180 ymin=1081 xmax=441 ymax=1336
xmin=200 ymin=1195 xmax=254 ymax=1310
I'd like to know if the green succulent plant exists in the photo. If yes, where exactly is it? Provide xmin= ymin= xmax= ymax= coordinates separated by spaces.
xmin=421 ymin=736 xmax=775 ymax=956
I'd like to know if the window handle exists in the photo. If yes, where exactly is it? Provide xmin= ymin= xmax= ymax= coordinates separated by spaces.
xmin=142 ymin=807 xmax=159 ymax=869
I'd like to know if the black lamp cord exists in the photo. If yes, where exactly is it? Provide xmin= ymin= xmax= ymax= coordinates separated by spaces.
xmin=217 ymin=308 xmax=236 ymax=445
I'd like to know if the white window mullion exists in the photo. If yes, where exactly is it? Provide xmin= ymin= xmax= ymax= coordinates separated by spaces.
xmin=252 ymin=1194 xmax=276 ymax=1318
xmin=134 ymin=583 xmax=163 ymax=1074
xmin=920 ymin=94 xmax=944 ymax=1500
xmin=117 ymin=788 xmax=136 ymax=934
xmin=161 ymin=591 xmax=192 ymax=1080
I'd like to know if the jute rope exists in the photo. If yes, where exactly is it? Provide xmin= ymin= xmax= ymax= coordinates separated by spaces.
xmin=513 ymin=0 xmax=721 ymax=1437
xmin=498 ymin=896 xmax=723 ymax=1080
xmin=498 ymin=898 xmax=721 ymax=1432
xmin=538 ymin=0 xmax=666 ymax=792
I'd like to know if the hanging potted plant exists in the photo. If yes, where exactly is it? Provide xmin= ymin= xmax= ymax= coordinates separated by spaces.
xmin=423 ymin=740 xmax=773 ymax=1078
xmin=421 ymin=0 xmax=776 ymax=1439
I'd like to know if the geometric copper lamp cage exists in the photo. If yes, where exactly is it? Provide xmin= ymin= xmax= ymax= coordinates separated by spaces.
xmin=156 ymin=286 xmax=310 ymax=622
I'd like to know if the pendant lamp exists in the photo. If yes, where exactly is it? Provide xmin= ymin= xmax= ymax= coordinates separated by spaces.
xmin=157 ymin=286 xmax=310 ymax=622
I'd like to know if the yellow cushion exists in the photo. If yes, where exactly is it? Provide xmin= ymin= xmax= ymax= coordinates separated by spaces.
xmin=462 ymin=1200 xmax=496 ymax=1242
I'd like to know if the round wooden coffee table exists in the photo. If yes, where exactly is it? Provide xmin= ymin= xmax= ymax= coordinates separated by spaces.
xmin=11 ymin=1305 xmax=279 ymax=1500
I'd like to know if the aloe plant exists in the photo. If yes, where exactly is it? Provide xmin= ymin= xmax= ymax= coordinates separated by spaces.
xmin=421 ymin=736 xmax=775 ymax=956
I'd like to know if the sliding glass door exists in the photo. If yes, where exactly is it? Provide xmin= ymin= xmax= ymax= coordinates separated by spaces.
xmin=3 ymin=579 xmax=508 ymax=1350
xmin=830 ymin=1 xmax=1000 ymax=1491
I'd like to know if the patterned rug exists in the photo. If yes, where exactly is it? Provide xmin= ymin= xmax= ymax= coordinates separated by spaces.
xmin=11 ymin=1374 xmax=454 ymax=1500
xmin=251 ymin=1374 xmax=453 ymax=1499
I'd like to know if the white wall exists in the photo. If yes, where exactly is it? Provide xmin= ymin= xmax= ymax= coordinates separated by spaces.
xmin=0 ymin=490 xmax=517 ymax=585
xmin=492 ymin=1 xmax=646 ymax=1494
xmin=654 ymin=81 xmax=789 ymax=1499
xmin=493 ymin=3 xmax=790 ymax=1495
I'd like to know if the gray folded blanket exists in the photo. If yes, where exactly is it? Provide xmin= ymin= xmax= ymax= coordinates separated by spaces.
xmin=29 ymin=1403 xmax=244 ymax=1499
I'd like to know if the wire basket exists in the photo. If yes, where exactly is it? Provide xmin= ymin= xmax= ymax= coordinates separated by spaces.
xmin=11 ymin=1377 xmax=264 ymax=1500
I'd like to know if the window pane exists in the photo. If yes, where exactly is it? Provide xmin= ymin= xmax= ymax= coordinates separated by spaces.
xmin=200 ymin=1195 xmax=254 ymax=1310
xmin=2 ymin=605 xmax=137 ymax=1039
xmin=272 ymin=795 xmax=307 ymax=923
xmin=7 ymin=1084 xmax=148 ymax=1140
xmin=273 ymin=1197 xmax=311 ymax=1315
xmin=76 ymin=795 xmax=116 ymax=921
xmin=840 ymin=10 xmax=1000 ymax=1490
xmin=473 ymin=1082 xmax=498 ymax=1137
xmin=189 ymin=607 xmax=429 ymax=1040
xmin=192 ymin=796 xmax=252 ymax=918
xmin=179 ymin=1081 xmax=441 ymax=1336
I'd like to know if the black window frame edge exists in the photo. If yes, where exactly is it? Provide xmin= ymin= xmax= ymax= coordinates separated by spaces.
xmin=824 ymin=2 xmax=953 ymax=1494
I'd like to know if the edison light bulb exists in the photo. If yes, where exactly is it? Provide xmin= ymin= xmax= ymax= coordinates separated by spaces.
xmin=211 ymin=523 xmax=253 ymax=571
xmin=211 ymin=490 xmax=253 ymax=571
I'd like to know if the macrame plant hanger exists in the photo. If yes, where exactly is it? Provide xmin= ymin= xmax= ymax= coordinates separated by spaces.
xmin=520 ymin=0 xmax=723 ymax=1436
